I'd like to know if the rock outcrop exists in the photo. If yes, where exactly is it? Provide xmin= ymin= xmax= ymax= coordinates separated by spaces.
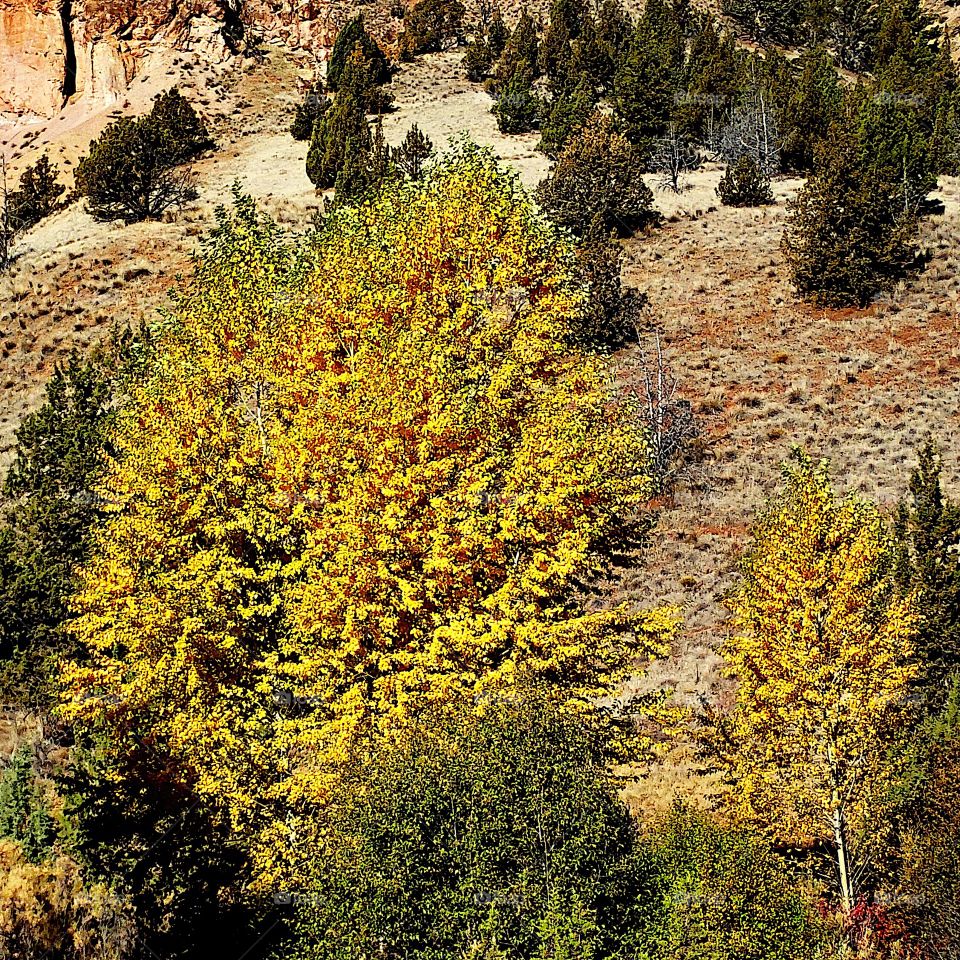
xmin=0 ymin=0 xmax=250 ymax=117
xmin=0 ymin=0 xmax=403 ymax=120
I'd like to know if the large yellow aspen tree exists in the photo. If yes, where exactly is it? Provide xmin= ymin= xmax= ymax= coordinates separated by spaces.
xmin=61 ymin=148 xmax=676 ymax=887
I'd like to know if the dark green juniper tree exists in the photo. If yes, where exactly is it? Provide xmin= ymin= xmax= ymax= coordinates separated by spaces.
xmin=0 ymin=341 xmax=131 ymax=709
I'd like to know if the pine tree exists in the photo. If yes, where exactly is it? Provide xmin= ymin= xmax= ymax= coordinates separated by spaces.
xmin=392 ymin=124 xmax=434 ymax=180
xmin=492 ymin=68 xmax=541 ymax=134
xmin=75 ymin=87 xmax=213 ymax=223
xmin=782 ymin=126 xmax=917 ymax=306
xmin=778 ymin=47 xmax=843 ymax=173
xmin=486 ymin=6 xmax=510 ymax=58
xmin=400 ymin=0 xmax=466 ymax=57
xmin=463 ymin=39 xmax=494 ymax=82
xmin=147 ymin=87 xmax=215 ymax=165
xmin=613 ymin=27 xmax=674 ymax=149
xmin=496 ymin=9 xmax=540 ymax=84
xmin=5 ymin=155 xmax=65 ymax=231
xmin=306 ymin=53 xmax=374 ymax=189
xmin=0 ymin=346 xmax=122 ymax=709
xmin=855 ymin=84 xmax=936 ymax=216
xmin=571 ymin=227 xmax=649 ymax=350
xmin=830 ymin=0 xmax=880 ymax=72
xmin=894 ymin=439 xmax=960 ymax=707
xmin=0 ymin=744 xmax=54 ymax=863
xmin=721 ymin=0 xmax=804 ymax=45
xmin=326 ymin=15 xmax=391 ymax=91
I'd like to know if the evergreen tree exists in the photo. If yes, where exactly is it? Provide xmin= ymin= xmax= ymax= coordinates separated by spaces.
xmin=779 ymin=47 xmax=843 ymax=173
xmin=392 ymin=124 xmax=434 ymax=180
xmin=496 ymin=9 xmax=540 ymax=84
xmin=147 ymin=87 xmax=215 ymax=165
xmin=830 ymin=0 xmax=880 ymax=71
xmin=538 ymin=77 xmax=596 ymax=158
xmin=536 ymin=113 xmax=659 ymax=237
xmin=721 ymin=0 xmax=804 ymax=45
xmin=75 ymin=88 xmax=213 ymax=223
xmin=492 ymin=68 xmax=541 ymax=134
xmin=399 ymin=0 xmax=466 ymax=57
xmin=782 ymin=126 xmax=917 ymax=306
xmin=486 ymin=5 xmax=510 ymax=58
xmin=613 ymin=27 xmax=674 ymax=150
xmin=326 ymin=16 xmax=391 ymax=91
xmin=463 ymin=39 xmax=494 ymax=82
xmin=540 ymin=13 xmax=574 ymax=94
xmin=676 ymin=20 xmax=740 ymax=144
xmin=930 ymin=92 xmax=960 ymax=175
xmin=0 ymin=346 xmax=122 ymax=709
xmin=337 ymin=40 xmax=395 ymax=113
xmin=855 ymin=84 xmax=936 ymax=216
xmin=307 ymin=100 xmax=370 ymax=190
xmin=280 ymin=699 xmax=654 ymax=960
xmin=5 ymin=155 xmax=65 ymax=231
xmin=571 ymin=228 xmax=649 ymax=350
xmin=306 ymin=52 xmax=375 ymax=189
xmin=894 ymin=440 xmax=960 ymax=706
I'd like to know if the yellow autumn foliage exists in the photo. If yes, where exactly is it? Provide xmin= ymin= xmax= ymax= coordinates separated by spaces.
xmin=0 ymin=840 xmax=135 ymax=960
xmin=60 ymin=147 xmax=676 ymax=887
xmin=719 ymin=450 xmax=918 ymax=907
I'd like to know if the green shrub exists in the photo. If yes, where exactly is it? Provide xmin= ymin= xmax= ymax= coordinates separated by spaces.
xmin=717 ymin=155 xmax=774 ymax=207
xmin=536 ymin=112 xmax=659 ymax=237
xmin=278 ymin=696 xmax=656 ymax=960
xmin=639 ymin=806 xmax=829 ymax=960
xmin=0 ymin=745 xmax=54 ymax=864
xmin=290 ymin=85 xmax=330 ymax=141
xmin=399 ymin=0 xmax=465 ymax=57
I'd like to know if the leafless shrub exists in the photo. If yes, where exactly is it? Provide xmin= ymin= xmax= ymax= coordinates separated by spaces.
xmin=634 ymin=330 xmax=702 ymax=495
xmin=650 ymin=124 xmax=702 ymax=194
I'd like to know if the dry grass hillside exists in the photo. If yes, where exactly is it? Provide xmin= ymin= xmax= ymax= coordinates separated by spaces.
xmin=1 ymin=34 xmax=959 ymax=809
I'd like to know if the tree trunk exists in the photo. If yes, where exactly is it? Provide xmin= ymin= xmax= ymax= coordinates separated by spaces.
xmin=831 ymin=802 xmax=855 ymax=913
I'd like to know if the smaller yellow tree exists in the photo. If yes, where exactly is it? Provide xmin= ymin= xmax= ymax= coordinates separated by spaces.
xmin=719 ymin=451 xmax=918 ymax=911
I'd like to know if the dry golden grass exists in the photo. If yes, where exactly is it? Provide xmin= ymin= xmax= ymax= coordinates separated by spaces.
xmin=612 ymin=170 xmax=960 ymax=813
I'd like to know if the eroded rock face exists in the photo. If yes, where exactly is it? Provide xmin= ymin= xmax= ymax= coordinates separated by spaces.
xmin=0 ymin=0 xmax=404 ymax=120
xmin=0 ymin=0 xmax=71 ymax=116
xmin=0 ymin=0 xmax=249 ymax=118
